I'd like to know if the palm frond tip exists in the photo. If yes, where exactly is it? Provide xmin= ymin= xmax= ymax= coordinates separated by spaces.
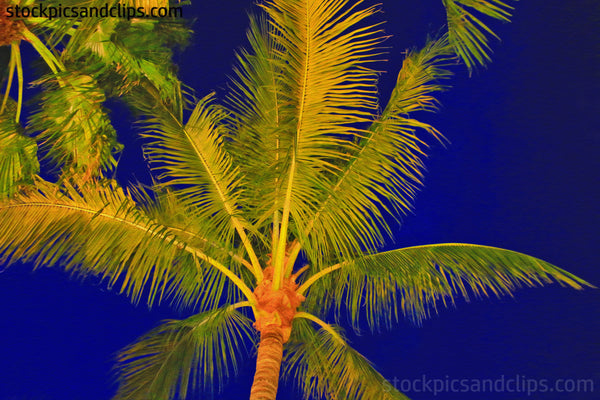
xmin=0 ymin=179 xmax=245 ymax=310
xmin=305 ymin=243 xmax=593 ymax=328
xmin=284 ymin=318 xmax=410 ymax=400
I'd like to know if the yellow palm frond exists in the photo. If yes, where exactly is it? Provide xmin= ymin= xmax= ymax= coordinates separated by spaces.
xmin=303 ymin=243 xmax=593 ymax=329
xmin=442 ymin=0 xmax=514 ymax=71
xmin=226 ymin=15 xmax=288 ymax=229
xmin=0 ymin=179 xmax=247 ymax=309
xmin=284 ymin=317 xmax=410 ymax=400
xmin=114 ymin=306 xmax=255 ymax=400
xmin=297 ymin=35 xmax=454 ymax=267
xmin=140 ymin=91 xmax=263 ymax=279
xmin=258 ymin=0 xmax=386 ymax=277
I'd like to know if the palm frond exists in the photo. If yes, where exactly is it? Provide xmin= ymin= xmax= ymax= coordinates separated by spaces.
xmin=298 ymin=35 xmax=454 ymax=267
xmin=0 ymin=179 xmax=245 ymax=309
xmin=304 ymin=243 xmax=593 ymax=328
xmin=140 ymin=92 xmax=258 ymax=268
xmin=114 ymin=306 xmax=256 ymax=400
xmin=64 ymin=16 xmax=188 ymax=100
xmin=0 ymin=97 xmax=39 ymax=199
xmin=24 ymin=0 xmax=122 ymax=49
xmin=442 ymin=0 xmax=514 ymax=71
xmin=27 ymin=70 xmax=122 ymax=181
xmin=259 ymin=0 xmax=385 ymax=270
xmin=283 ymin=318 xmax=409 ymax=400
xmin=130 ymin=183 xmax=258 ymax=307
xmin=225 ymin=14 xmax=288 ymax=225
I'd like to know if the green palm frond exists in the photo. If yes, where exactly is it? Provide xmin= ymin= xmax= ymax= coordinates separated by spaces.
xmin=130 ymin=183 xmax=258 ymax=308
xmin=284 ymin=318 xmax=409 ymax=400
xmin=64 ymin=16 xmax=187 ymax=100
xmin=28 ymin=71 xmax=122 ymax=181
xmin=298 ymin=35 xmax=454 ymax=266
xmin=140 ymin=91 xmax=262 ymax=276
xmin=304 ymin=243 xmax=593 ymax=328
xmin=0 ymin=98 xmax=39 ymax=198
xmin=259 ymin=0 xmax=386 ymax=272
xmin=226 ymin=14 xmax=287 ymax=223
xmin=134 ymin=184 xmax=237 ymax=263
xmin=0 ymin=179 xmax=244 ymax=309
xmin=24 ymin=0 xmax=120 ymax=48
xmin=114 ymin=306 xmax=256 ymax=400
xmin=442 ymin=0 xmax=514 ymax=71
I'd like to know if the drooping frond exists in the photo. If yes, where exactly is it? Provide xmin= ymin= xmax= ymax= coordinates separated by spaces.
xmin=130 ymin=183 xmax=258 ymax=308
xmin=283 ymin=318 xmax=409 ymax=400
xmin=259 ymin=0 xmax=385 ymax=272
xmin=303 ymin=243 xmax=593 ymax=328
xmin=28 ymin=71 xmax=122 ymax=181
xmin=64 ymin=16 xmax=187 ymax=100
xmin=442 ymin=0 xmax=514 ymax=71
xmin=114 ymin=306 xmax=256 ymax=400
xmin=0 ymin=98 xmax=39 ymax=199
xmin=140 ymin=92 xmax=259 ymax=274
xmin=299 ymin=35 xmax=454 ymax=266
xmin=0 ymin=179 xmax=246 ymax=309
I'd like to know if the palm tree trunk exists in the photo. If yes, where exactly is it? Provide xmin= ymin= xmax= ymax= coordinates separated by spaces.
xmin=249 ymin=324 xmax=284 ymax=400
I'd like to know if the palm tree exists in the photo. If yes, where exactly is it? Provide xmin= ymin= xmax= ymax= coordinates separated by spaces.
xmin=0 ymin=0 xmax=593 ymax=399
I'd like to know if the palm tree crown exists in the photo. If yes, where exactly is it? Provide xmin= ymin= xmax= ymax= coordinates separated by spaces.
xmin=0 ymin=0 xmax=593 ymax=399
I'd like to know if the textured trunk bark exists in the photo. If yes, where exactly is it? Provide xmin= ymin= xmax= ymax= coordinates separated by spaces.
xmin=249 ymin=325 xmax=284 ymax=400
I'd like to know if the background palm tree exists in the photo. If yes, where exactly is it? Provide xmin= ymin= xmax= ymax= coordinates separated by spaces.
xmin=1 ymin=0 xmax=600 ymax=400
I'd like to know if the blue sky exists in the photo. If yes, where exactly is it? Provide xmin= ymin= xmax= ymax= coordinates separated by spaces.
xmin=0 ymin=1 xmax=598 ymax=399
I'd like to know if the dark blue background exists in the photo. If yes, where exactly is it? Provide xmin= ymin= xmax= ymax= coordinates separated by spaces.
xmin=1 ymin=1 xmax=598 ymax=399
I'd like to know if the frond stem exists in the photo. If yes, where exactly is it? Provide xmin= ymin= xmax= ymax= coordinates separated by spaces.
xmin=273 ymin=154 xmax=294 ymax=289
xmin=12 ymin=44 xmax=23 ymax=123
xmin=271 ymin=53 xmax=282 ymax=265
xmin=272 ymin=209 xmax=280 ymax=268
xmin=291 ymin=264 xmax=309 ymax=281
xmin=290 ymin=112 xmax=387 ymax=252
xmin=297 ymin=262 xmax=344 ymax=296
xmin=0 ymin=45 xmax=16 ymax=115
xmin=189 ymin=250 xmax=257 ymax=309
xmin=231 ymin=301 xmax=253 ymax=311
xmin=294 ymin=312 xmax=344 ymax=343
xmin=233 ymin=222 xmax=264 ymax=282
xmin=284 ymin=239 xmax=302 ymax=278
xmin=274 ymin=5 xmax=312 ymax=289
